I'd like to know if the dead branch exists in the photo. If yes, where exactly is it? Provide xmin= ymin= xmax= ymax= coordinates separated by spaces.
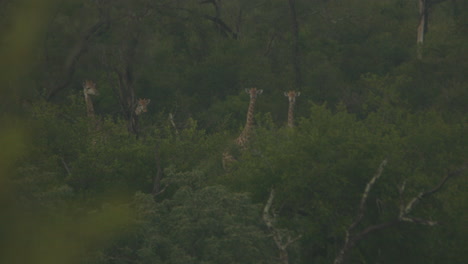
xmin=334 ymin=161 xmax=466 ymax=264
xmin=399 ymin=163 xmax=466 ymax=223
xmin=263 ymin=189 xmax=302 ymax=264
xmin=169 ymin=113 xmax=179 ymax=135
xmin=334 ymin=159 xmax=387 ymax=264
xmin=60 ymin=157 xmax=71 ymax=176
xmin=152 ymin=143 xmax=163 ymax=197
xmin=287 ymin=0 xmax=302 ymax=89
xmin=174 ymin=7 xmax=238 ymax=39
xmin=350 ymin=159 xmax=388 ymax=232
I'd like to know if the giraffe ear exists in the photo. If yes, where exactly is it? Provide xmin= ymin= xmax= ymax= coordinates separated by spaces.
xmin=284 ymin=92 xmax=288 ymax=97
xmin=297 ymin=92 xmax=301 ymax=97
xmin=257 ymin=89 xmax=263 ymax=95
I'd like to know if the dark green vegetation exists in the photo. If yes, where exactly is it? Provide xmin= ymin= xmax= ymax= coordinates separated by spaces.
xmin=1 ymin=0 xmax=467 ymax=263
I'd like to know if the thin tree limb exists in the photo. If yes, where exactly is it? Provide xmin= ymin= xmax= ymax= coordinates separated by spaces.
xmin=334 ymin=162 xmax=466 ymax=264
xmin=334 ymin=159 xmax=387 ymax=264
xmin=46 ymin=11 xmax=109 ymax=100
xmin=287 ymin=0 xmax=302 ymax=89
xmin=400 ymin=163 xmax=466 ymax=219
xmin=152 ymin=144 xmax=163 ymax=196
xmin=349 ymin=159 xmax=387 ymax=233
xmin=263 ymin=189 xmax=301 ymax=264
xmin=60 ymin=157 xmax=71 ymax=176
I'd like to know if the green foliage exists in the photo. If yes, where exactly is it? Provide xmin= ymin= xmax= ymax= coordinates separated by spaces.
xmin=91 ymin=172 xmax=272 ymax=264
xmin=2 ymin=0 xmax=467 ymax=263
xmin=225 ymin=101 xmax=466 ymax=263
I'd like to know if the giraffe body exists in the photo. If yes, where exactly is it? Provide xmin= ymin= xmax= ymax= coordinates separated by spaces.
xmin=83 ymin=80 xmax=100 ymax=144
xmin=223 ymin=88 xmax=262 ymax=169
xmin=284 ymin=90 xmax=300 ymax=128
xmin=83 ymin=80 xmax=98 ymax=118
xmin=235 ymin=88 xmax=262 ymax=148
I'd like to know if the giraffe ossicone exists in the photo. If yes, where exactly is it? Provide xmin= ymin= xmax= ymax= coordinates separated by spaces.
xmin=284 ymin=90 xmax=300 ymax=102
xmin=245 ymin=88 xmax=263 ymax=97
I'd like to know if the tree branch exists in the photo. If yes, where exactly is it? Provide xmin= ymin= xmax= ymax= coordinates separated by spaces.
xmin=334 ymin=162 xmax=466 ymax=264
xmin=400 ymin=163 xmax=466 ymax=220
xmin=46 ymin=11 xmax=109 ymax=100
xmin=168 ymin=113 xmax=179 ymax=135
xmin=287 ymin=0 xmax=302 ymax=89
xmin=152 ymin=143 xmax=163 ymax=197
xmin=334 ymin=159 xmax=387 ymax=264
xmin=263 ymin=189 xmax=301 ymax=264
xmin=60 ymin=156 xmax=71 ymax=176
xmin=202 ymin=15 xmax=238 ymax=39
xmin=175 ymin=7 xmax=238 ymax=39
xmin=350 ymin=159 xmax=388 ymax=232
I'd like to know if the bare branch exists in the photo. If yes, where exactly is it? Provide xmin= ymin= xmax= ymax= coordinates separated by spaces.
xmin=60 ymin=157 xmax=71 ymax=176
xmin=46 ymin=12 xmax=109 ymax=100
xmin=153 ymin=183 xmax=170 ymax=197
xmin=349 ymin=159 xmax=387 ymax=232
xmin=399 ymin=216 xmax=437 ymax=226
xmin=152 ymin=144 xmax=163 ymax=197
xmin=287 ymin=0 xmax=302 ymax=89
xmin=400 ymin=164 xmax=466 ymax=220
xmin=169 ymin=113 xmax=179 ymax=135
xmin=174 ymin=7 xmax=238 ymax=39
xmin=263 ymin=189 xmax=275 ymax=228
xmin=202 ymin=15 xmax=238 ymax=39
xmin=334 ymin=159 xmax=387 ymax=264
xmin=263 ymin=189 xmax=301 ymax=264
xmin=334 ymin=162 xmax=466 ymax=264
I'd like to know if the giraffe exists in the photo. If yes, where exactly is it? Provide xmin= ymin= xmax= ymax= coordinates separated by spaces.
xmin=223 ymin=88 xmax=263 ymax=169
xmin=284 ymin=90 xmax=300 ymax=128
xmin=83 ymin=80 xmax=99 ymax=119
xmin=135 ymin=98 xmax=151 ymax=115
xmin=235 ymin=88 xmax=263 ymax=147
xmin=129 ymin=98 xmax=151 ymax=138
xmin=83 ymin=80 xmax=100 ymax=144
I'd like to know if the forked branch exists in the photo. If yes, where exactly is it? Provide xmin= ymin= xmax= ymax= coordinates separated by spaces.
xmin=263 ymin=189 xmax=302 ymax=264
xmin=334 ymin=161 xmax=466 ymax=264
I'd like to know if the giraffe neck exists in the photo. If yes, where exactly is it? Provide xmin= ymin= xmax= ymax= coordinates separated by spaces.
xmin=236 ymin=96 xmax=257 ymax=147
xmin=287 ymin=99 xmax=295 ymax=128
xmin=84 ymin=92 xmax=95 ymax=118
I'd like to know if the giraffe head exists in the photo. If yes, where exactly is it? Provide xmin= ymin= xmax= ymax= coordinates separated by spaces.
xmin=245 ymin=88 xmax=263 ymax=99
xmin=83 ymin=80 xmax=99 ymax=96
xmin=135 ymin=98 xmax=151 ymax=115
xmin=284 ymin=90 xmax=300 ymax=103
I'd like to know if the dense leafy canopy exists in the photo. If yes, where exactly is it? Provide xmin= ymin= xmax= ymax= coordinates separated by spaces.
xmin=1 ymin=0 xmax=467 ymax=263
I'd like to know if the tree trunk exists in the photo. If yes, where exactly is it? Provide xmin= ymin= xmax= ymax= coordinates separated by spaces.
xmin=112 ymin=28 xmax=141 ymax=136
xmin=152 ymin=144 xmax=163 ymax=196
xmin=417 ymin=0 xmax=428 ymax=59
xmin=287 ymin=0 xmax=302 ymax=89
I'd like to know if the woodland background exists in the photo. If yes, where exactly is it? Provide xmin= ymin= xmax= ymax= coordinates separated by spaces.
xmin=0 ymin=0 xmax=467 ymax=263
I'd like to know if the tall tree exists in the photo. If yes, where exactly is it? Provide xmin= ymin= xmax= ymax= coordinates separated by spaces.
xmin=416 ymin=0 xmax=428 ymax=59
xmin=287 ymin=0 xmax=302 ymax=89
